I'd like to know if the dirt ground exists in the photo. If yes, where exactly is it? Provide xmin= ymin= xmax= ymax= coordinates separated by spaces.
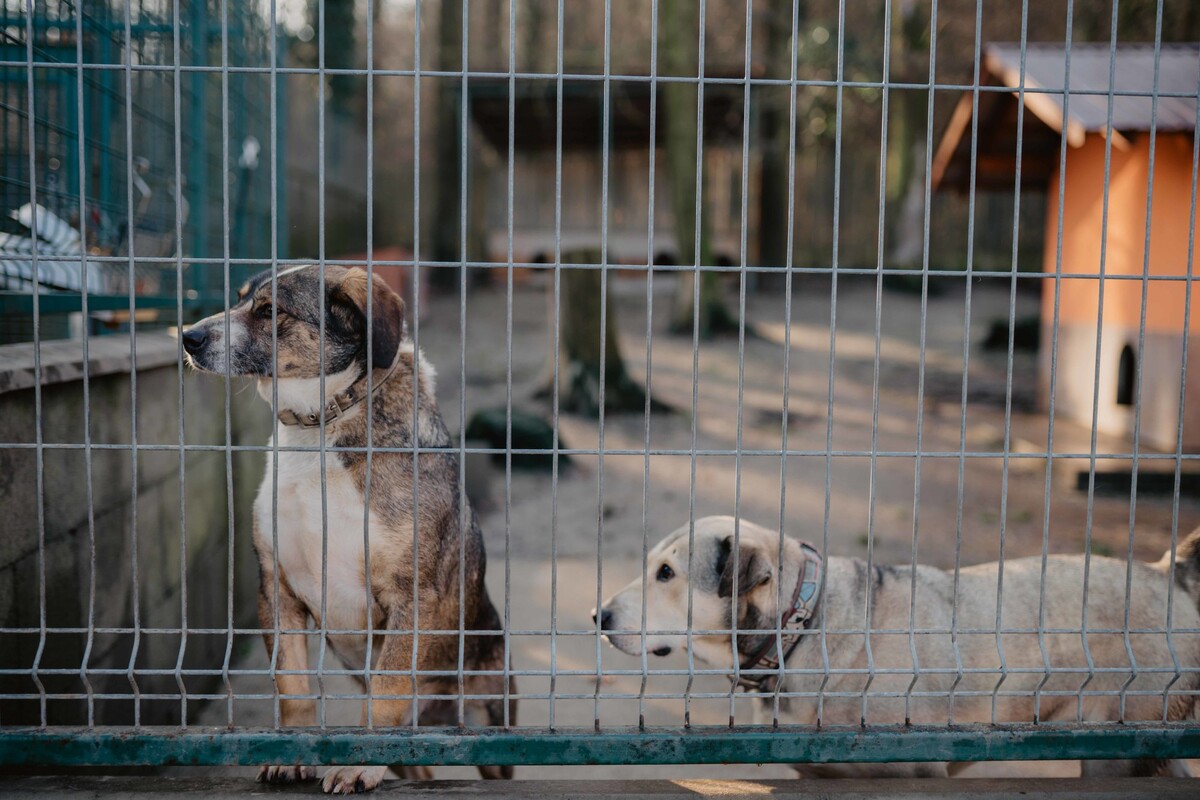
xmin=428 ymin=272 xmax=1197 ymax=569
xmin=194 ymin=273 xmax=1197 ymax=782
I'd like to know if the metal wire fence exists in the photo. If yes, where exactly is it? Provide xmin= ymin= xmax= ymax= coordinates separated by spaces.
xmin=1 ymin=0 xmax=1200 ymax=778
xmin=0 ymin=0 xmax=280 ymax=344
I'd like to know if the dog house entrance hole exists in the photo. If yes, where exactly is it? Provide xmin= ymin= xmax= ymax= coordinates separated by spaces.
xmin=1116 ymin=344 xmax=1136 ymax=407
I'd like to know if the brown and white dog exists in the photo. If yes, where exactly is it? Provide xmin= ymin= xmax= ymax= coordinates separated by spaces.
xmin=598 ymin=516 xmax=1200 ymax=778
xmin=184 ymin=265 xmax=514 ymax=793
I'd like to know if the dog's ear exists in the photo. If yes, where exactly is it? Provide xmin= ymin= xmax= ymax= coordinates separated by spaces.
xmin=332 ymin=268 xmax=407 ymax=369
xmin=716 ymin=535 xmax=772 ymax=599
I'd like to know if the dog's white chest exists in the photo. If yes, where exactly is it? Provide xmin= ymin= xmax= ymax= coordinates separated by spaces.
xmin=254 ymin=428 xmax=382 ymax=649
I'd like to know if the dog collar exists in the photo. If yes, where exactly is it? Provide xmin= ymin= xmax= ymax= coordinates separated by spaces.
xmin=735 ymin=541 xmax=823 ymax=692
xmin=276 ymin=348 xmax=403 ymax=428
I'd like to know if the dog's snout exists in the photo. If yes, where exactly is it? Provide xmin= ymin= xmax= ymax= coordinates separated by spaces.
xmin=595 ymin=608 xmax=614 ymax=631
xmin=182 ymin=327 xmax=209 ymax=355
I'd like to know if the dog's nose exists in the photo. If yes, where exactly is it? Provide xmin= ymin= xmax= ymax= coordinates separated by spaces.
xmin=182 ymin=327 xmax=208 ymax=355
xmin=595 ymin=608 xmax=613 ymax=631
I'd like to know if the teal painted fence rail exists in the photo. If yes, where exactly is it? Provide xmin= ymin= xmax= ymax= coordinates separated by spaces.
xmin=1 ymin=725 xmax=1199 ymax=768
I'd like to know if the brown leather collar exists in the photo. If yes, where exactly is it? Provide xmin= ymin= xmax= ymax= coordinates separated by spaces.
xmin=735 ymin=541 xmax=823 ymax=692
xmin=276 ymin=349 xmax=403 ymax=428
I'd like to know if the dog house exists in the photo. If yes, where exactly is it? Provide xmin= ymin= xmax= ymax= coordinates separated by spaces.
xmin=933 ymin=43 xmax=1200 ymax=452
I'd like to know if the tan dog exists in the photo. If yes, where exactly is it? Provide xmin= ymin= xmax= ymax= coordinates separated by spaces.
xmin=598 ymin=516 xmax=1200 ymax=778
xmin=185 ymin=265 xmax=514 ymax=792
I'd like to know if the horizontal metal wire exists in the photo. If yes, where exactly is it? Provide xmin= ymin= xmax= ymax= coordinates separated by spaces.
xmin=5 ymin=626 xmax=1200 ymax=637
xmin=4 ymin=685 xmax=1200 ymax=703
xmin=6 ymin=664 xmax=1200 ymax=680
xmin=7 ymin=251 xmax=1200 ymax=280
xmin=2 ymin=442 xmax=1197 ymax=461
xmin=4 ymin=60 xmax=1198 ymax=98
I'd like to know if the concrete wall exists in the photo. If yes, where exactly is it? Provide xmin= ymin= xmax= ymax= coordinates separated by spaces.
xmin=1041 ymin=132 xmax=1200 ymax=450
xmin=0 ymin=334 xmax=270 ymax=726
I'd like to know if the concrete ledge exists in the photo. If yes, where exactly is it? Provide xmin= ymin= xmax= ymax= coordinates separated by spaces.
xmin=0 ymin=333 xmax=182 ymax=394
xmin=3 ymin=777 xmax=1198 ymax=799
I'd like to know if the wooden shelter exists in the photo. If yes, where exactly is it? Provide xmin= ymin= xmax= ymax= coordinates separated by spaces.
xmin=933 ymin=43 xmax=1200 ymax=451
xmin=465 ymin=79 xmax=755 ymax=267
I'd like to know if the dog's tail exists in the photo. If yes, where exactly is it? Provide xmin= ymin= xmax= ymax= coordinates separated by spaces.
xmin=1154 ymin=526 xmax=1200 ymax=607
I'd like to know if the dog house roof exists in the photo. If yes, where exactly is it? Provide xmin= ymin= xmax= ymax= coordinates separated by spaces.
xmin=932 ymin=42 xmax=1199 ymax=192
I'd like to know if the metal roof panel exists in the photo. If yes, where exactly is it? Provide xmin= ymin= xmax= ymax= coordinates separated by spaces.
xmin=986 ymin=43 xmax=1199 ymax=133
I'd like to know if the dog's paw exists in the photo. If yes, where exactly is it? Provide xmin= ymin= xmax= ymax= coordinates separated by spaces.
xmin=256 ymin=764 xmax=315 ymax=783
xmin=321 ymin=765 xmax=387 ymax=794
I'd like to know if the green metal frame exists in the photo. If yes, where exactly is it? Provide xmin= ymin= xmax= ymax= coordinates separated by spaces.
xmin=2 ymin=1 xmax=282 ymax=342
xmin=0 ymin=290 xmax=231 ymax=316
xmin=1 ymin=725 xmax=1198 ymax=767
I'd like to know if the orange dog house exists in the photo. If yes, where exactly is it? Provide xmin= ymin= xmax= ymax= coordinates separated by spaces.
xmin=934 ymin=43 xmax=1200 ymax=452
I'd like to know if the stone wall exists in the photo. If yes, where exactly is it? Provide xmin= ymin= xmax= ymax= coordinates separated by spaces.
xmin=0 ymin=334 xmax=270 ymax=726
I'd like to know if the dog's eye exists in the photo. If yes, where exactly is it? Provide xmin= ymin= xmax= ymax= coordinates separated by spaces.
xmin=656 ymin=563 xmax=674 ymax=582
xmin=254 ymin=303 xmax=274 ymax=320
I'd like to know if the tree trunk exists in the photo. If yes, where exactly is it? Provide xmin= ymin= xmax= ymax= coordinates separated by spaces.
xmin=889 ymin=141 xmax=928 ymax=268
xmin=523 ymin=0 xmax=547 ymax=73
xmin=756 ymin=2 xmax=797 ymax=276
xmin=660 ymin=0 xmax=736 ymax=338
xmin=431 ymin=0 xmax=464 ymax=285
xmin=887 ymin=88 xmax=927 ymax=268
xmin=539 ymin=250 xmax=666 ymax=417
xmin=886 ymin=1 xmax=930 ymax=269
xmin=324 ymin=0 xmax=357 ymax=117
xmin=467 ymin=127 xmax=493 ymax=267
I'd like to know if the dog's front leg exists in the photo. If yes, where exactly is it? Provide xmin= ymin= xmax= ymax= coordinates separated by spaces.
xmin=256 ymin=573 xmax=318 ymax=784
xmin=321 ymin=603 xmax=429 ymax=794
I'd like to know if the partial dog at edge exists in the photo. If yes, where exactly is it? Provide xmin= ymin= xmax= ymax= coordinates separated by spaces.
xmin=184 ymin=265 xmax=514 ymax=793
xmin=597 ymin=515 xmax=1200 ymax=779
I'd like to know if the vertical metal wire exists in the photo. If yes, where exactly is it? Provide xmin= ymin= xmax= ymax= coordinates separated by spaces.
xmin=861 ymin=0 xmax=891 ymax=726
xmin=768 ymin=0 xmax=802 ymax=726
xmin=899 ymin=0 xmax=941 ymax=729
xmin=1118 ymin=0 xmax=1167 ymax=721
xmin=636 ymin=0 xmax=661 ymax=731
xmin=682 ymin=0 xmax=708 ymax=729
xmin=77 ymin=0 xmax=99 ymax=730
xmin=170 ymin=0 xmax=188 ymax=729
xmin=859 ymin=0 xmax=888 ymax=724
xmin=548 ymin=0 xmax=565 ymax=732
xmin=946 ymin=0 xmax=986 ymax=726
xmin=22 ymin=0 xmax=49 ymax=730
xmin=268 ymin=0 xmax=285 ymax=733
xmin=121 ymin=0 xmax=143 ymax=728
xmin=1161 ymin=46 xmax=1200 ymax=724
xmin=503 ymin=0 xmax=516 ymax=730
xmin=816 ymin=0 xmax=849 ymax=727
xmin=362 ymin=0 xmax=377 ymax=729
xmin=726 ymin=0 xmax=754 ymax=721
xmin=410 ymin=0 xmax=425 ymax=728
xmin=592 ymin=0 xmax=613 ymax=732
xmin=1067 ymin=0 xmax=1123 ymax=725
xmin=1039 ymin=0 xmax=1075 ymax=728
xmin=219 ymin=0 xmax=236 ymax=727
xmin=456 ymin=0 xmax=471 ymax=728
xmin=1000 ymin=1 xmax=1034 ymax=725
xmin=316 ymin=0 xmax=331 ymax=730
